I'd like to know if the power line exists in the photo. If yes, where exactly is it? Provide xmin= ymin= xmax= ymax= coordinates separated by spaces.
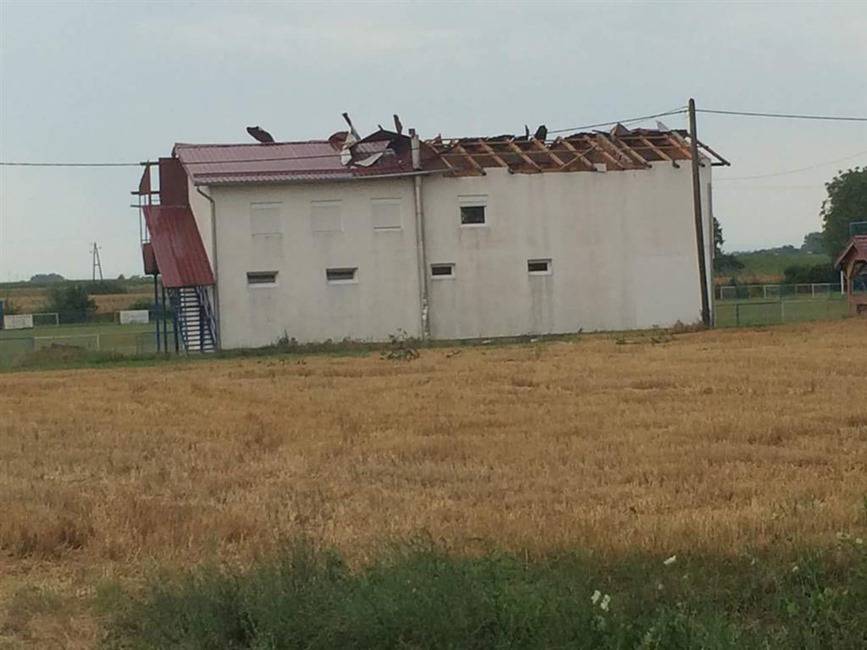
xmin=0 ymin=161 xmax=140 ymax=167
xmin=716 ymin=149 xmax=867 ymax=181
xmin=697 ymin=108 xmax=867 ymax=122
xmin=0 ymin=108 xmax=691 ymax=167
xmin=2 ymin=105 xmax=865 ymax=168
xmin=535 ymin=107 xmax=687 ymax=135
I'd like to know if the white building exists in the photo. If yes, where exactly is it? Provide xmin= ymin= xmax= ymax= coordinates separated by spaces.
xmin=137 ymin=119 xmax=726 ymax=352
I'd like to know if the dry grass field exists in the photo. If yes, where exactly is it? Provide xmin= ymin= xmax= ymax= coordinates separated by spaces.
xmin=1 ymin=285 xmax=151 ymax=314
xmin=1 ymin=320 xmax=866 ymax=646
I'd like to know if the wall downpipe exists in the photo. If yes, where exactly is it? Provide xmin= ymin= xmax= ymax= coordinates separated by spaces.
xmin=410 ymin=129 xmax=431 ymax=340
xmin=196 ymin=186 xmax=221 ymax=348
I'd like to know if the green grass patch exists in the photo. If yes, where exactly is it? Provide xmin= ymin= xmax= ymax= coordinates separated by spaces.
xmin=0 ymin=322 xmax=156 ymax=368
xmin=714 ymin=297 xmax=850 ymax=328
xmin=102 ymin=540 xmax=867 ymax=649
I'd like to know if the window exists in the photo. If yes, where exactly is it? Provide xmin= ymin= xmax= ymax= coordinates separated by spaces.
xmin=430 ymin=263 xmax=455 ymax=279
xmin=460 ymin=205 xmax=486 ymax=225
xmin=527 ymin=259 xmax=551 ymax=275
xmin=326 ymin=267 xmax=358 ymax=283
xmin=459 ymin=194 xmax=488 ymax=226
xmin=250 ymin=202 xmax=283 ymax=236
xmin=247 ymin=271 xmax=278 ymax=285
xmin=371 ymin=197 xmax=402 ymax=230
xmin=311 ymin=200 xmax=342 ymax=233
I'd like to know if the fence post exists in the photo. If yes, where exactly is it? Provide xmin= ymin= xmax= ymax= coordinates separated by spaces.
xmin=780 ymin=300 xmax=785 ymax=323
xmin=736 ymin=303 xmax=740 ymax=327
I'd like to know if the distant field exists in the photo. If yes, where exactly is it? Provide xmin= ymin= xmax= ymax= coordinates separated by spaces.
xmin=0 ymin=279 xmax=152 ymax=314
xmin=1 ymin=320 xmax=865 ymax=646
xmin=717 ymin=250 xmax=831 ymax=283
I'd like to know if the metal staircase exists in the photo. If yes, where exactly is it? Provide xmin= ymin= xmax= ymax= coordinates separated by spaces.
xmin=169 ymin=286 xmax=217 ymax=353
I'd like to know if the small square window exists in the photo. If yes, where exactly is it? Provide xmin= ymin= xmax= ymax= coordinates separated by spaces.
xmin=431 ymin=263 xmax=455 ymax=278
xmin=460 ymin=205 xmax=486 ymax=225
xmin=527 ymin=259 xmax=551 ymax=275
xmin=247 ymin=271 xmax=278 ymax=285
xmin=326 ymin=267 xmax=358 ymax=283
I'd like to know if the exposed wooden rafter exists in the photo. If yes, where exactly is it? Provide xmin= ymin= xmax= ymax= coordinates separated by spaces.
xmin=637 ymin=136 xmax=679 ymax=168
xmin=574 ymin=134 xmax=622 ymax=170
xmin=595 ymin=136 xmax=640 ymax=169
xmin=555 ymin=138 xmax=596 ymax=171
xmin=476 ymin=140 xmax=511 ymax=168
xmin=452 ymin=143 xmax=487 ymax=175
xmin=529 ymin=138 xmax=567 ymax=166
xmin=609 ymin=135 xmax=650 ymax=168
xmin=505 ymin=140 xmax=543 ymax=172
xmin=423 ymin=128 xmax=726 ymax=174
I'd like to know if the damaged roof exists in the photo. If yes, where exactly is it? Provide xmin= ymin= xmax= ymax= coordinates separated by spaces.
xmin=428 ymin=127 xmax=728 ymax=175
xmin=173 ymin=123 xmax=727 ymax=186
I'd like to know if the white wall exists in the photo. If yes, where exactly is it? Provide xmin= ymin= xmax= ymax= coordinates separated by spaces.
xmin=193 ymin=161 xmax=713 ymax=348
xmin=423 ymin=162 xmax=712 ymax=338
xmin=187 ymin=178 xmax=214 ymax=265
xmin=208 ymin=179 xmax=422 ymax=349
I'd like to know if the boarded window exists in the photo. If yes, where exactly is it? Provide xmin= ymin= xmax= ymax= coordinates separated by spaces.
xmin=371 ymin=197 xmax=402 ymax=230
xmin=247 ymin=271 xmax=278 ymax=285
xmin=326 ymin=267 xmax=357 ymax=283
xmin=311 ymin=200 xmax=342 ymax=233
xmin=250 ymin=202 xmax=283 ymax=236
xmin=431 ymin=263 xmax=455 ymax=278
xmin=528 ymin=259 xmax=551 ymax=274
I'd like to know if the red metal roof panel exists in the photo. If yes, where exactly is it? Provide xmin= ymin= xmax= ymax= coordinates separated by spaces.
xmin=174 ymin=137 xmax=415 ymax=186
xmin=143 ymin=205 xmax=214 ymax=288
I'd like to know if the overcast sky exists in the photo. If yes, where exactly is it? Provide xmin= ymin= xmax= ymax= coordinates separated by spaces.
xmin=1 ymin=1 xmax=865 ymax=281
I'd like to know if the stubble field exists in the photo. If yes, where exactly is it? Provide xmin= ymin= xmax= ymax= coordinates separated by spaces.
xmin=1 ymin=320 xmax=866 ymax=646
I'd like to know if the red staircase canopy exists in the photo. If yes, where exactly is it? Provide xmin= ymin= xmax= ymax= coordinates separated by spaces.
xmin=143 ymin=205 xmax=214 ymax=288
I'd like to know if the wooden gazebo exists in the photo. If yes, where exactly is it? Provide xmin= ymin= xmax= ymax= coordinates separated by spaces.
xmin=835 ymin=235 xmax=867 ymax=316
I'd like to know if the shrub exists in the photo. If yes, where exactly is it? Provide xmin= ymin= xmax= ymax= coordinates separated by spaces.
xmin=87 ymin=280 xmax=127 ymax=295
xmin=127 ymin=298 xmax=156 ymax=311
xmin=46 ymin=284 xmax=97 ymax=323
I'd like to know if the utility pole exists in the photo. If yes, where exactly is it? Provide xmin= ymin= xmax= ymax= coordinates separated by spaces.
xmin=91 ymin=242 xmax=104 ymax=281
xmin=688 ymin=98 xmax=711 ymax=328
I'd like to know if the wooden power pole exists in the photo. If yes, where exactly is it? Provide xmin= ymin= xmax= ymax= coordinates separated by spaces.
xmin=688 ymin=98 xmax=711 ymax=328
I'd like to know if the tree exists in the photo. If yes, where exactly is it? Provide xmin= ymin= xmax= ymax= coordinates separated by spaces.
xmin=1 ymin=298 xmax=19 ymax=315
xmin=712 ymin=217 xmax=744 ymax=273
xmin=713 ymin=217 xmax=724 ymax=257
xmin=801 ymin=231 xmax=824 ymax=254
xmin=29 ymin=273 xmax=65 ymax=283
xmin=783 ymin=263 xmax=836 ymax=284
xmin=46 ymin=284 xmax=97 ymax=323
xmin=820 ymin=166 xmax=867 ymax=257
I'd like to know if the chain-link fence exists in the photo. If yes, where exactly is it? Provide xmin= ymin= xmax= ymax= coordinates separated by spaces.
xmin=714 ymin=296 xmax=849 ymax=327
xmin=717 ymin=282 xmax=843 ymax=301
